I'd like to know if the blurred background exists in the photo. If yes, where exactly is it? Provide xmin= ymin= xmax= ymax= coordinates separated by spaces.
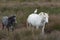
xmin=0 ymin=0 xmax=60 ymax=40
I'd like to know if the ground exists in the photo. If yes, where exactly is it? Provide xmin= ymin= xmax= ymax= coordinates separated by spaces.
xmin=0 ymin=0 xmax=60 ymax=40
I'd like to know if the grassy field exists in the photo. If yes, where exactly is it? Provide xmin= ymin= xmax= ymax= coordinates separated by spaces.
xmin=0 ymin=0 xmax=60 ymax=40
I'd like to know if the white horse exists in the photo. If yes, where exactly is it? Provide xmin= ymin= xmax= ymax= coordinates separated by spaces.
xmin=27 ymin=12 xmax=49 ymax=35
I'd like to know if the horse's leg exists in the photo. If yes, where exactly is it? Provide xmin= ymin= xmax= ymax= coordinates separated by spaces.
xmin=2 ymin=23 xmax=4 ymax=30
xmin=6 ymin=25 xmax=9 ymax=31
xmin=41 ymin=23 xmax=45 ymax=36
xmin=31 ymin=25 xmax=35 ymax=40
xmin=11 ymin=26 xmax=14 ymax=31
xmin=12 ymin=23 xmax=16 ymax=31
xmin=42 ymin=26 xmax=44 ymax=35
xmin=36 ymin=26 xmax=39 ymax=29
xmin=26 ymin=22 xmax=29 ymax=29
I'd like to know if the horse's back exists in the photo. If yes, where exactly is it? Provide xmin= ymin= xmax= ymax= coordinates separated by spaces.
xmin=2 ymin=16 xmax=8 ymax=25
xmin=27 ymin=14 xmax=42 ymax=26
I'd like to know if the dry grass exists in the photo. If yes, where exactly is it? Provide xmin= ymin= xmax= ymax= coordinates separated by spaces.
xmin=0 ymin=0 xmax=60 ymax=40
xmin=0 ymin=10 xmax=60 ymax=40
xmin=45 ymin=14 xmax=60 ymax=33
xmin=0 ymin=28 xmax=60 ymax=40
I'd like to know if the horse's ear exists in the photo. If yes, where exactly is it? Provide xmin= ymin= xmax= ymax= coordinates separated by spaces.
xmin=39 ymin=12 xmax=44 ymax=15
xmin=44 ymin=13 xmax=49 ymax=18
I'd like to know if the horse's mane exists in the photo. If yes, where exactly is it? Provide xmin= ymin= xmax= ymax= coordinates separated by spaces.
xmin=8 ymin=15 xmax=16 ymax=20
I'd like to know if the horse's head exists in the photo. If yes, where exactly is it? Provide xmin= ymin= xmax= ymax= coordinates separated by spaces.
xmin=39 ymin=12 xmax=49 ymax=24
xmin=9 ymin=15 xmax=17 ymax=24
xmin=43 ymin=13 xmax=49 ymax=24
xmin=13 ymin=15 xmax=17 ymax=23
xmin=39 ymin=12 xmax=44 ymax=15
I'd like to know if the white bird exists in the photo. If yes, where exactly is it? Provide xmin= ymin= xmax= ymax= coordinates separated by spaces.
xmin=27 ymin=12 xmax=49 ymax=35
xmin=33 ymin=9 xmax=38 ymax=14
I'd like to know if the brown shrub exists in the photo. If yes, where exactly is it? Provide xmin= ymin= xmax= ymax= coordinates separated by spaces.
xmin=45 ymin=14 xmax=60 ymax=33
